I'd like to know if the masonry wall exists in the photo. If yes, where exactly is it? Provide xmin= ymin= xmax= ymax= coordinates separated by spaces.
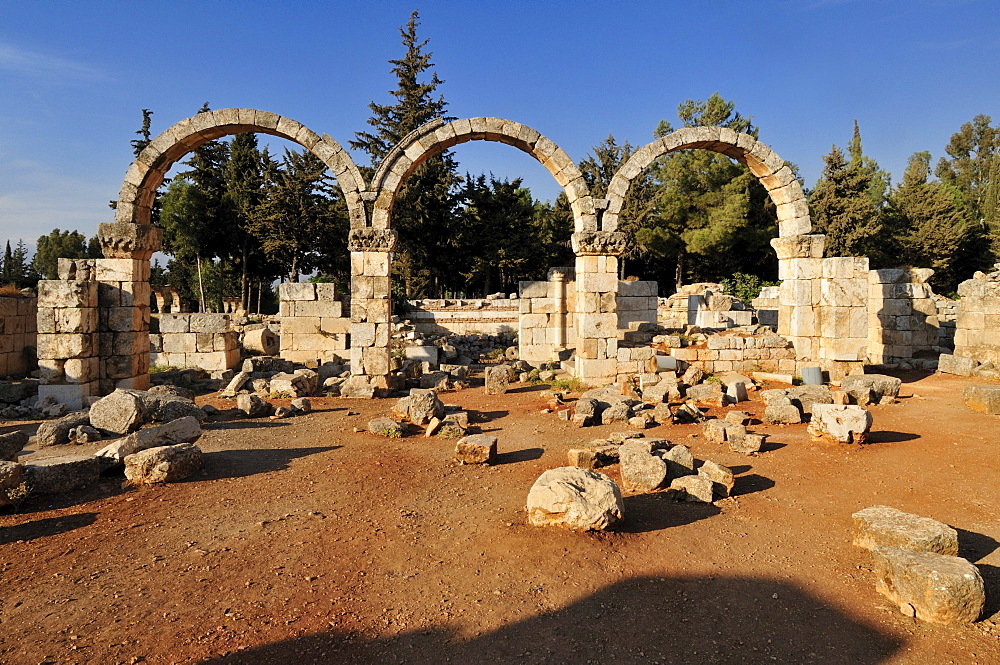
xmin=866 ymin=268 xmax=940 ymax=365
xmin=518 ymin=271 xmax=576 ymax=364
xmin=0 ymin=295 xmax=37 ymax=377
xmin=405 ymin=298 xmax=518 ymax=336
xmin=616 ymin=280 xmax=658 ymax=330
xmin=950 ymin=273 xmax=1000 ymax=365
xmin=150 ymin=313 xmax=240 ymax=371
xmin=664 ymin=330 xmax=798 ymax=374
xmin=278 ymin=282 xmax=350 ymax=364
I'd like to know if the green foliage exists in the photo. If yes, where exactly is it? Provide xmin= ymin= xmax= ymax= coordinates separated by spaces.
xmin=0 ymin=240 xmax=37 ymax=289
xmin=720 ymin=272 xmax=778 ymax=304
xmin=3 ymin=481 xmax=31 ymax=509
xmin=32 ymin=229 xmax=100 ymax=280
xmin=549 ymin=377 xmax=589 ymax=393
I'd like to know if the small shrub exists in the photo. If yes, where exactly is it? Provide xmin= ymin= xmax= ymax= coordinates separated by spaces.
xmin=704 ymin=375 xmax=722 ymax=385
xmin=149 ymin=364 xmax=180 ymax=374
xmin=484 ymin=348 xmax=505 ymax=360
xmin=550 ymin=377 xmax=589 ymax=393
xmin=719 ymin=272 xmax=779 ymax=304
xmin=3 ymin=482 xmax=31 ymax=509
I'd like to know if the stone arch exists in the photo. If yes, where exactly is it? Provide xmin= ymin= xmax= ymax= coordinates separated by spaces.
xmin=114 ymin=108 xmax=368 ymax=228
xmin=368 ymin=117 xmax=597 ymax=232
xmin=602 ymin=126 xmax=809 ymax=237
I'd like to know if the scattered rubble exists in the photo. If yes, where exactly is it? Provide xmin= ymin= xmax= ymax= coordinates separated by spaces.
xmin=124 ymin=443 xmax=203 ymax=485
xmin=525 ymin=466 xmax=624 ymax=531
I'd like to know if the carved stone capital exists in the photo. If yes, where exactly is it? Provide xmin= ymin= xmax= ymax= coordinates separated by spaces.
xmin=349 ymin=228 xmax=398 ymax=253
xmin=98 ymin=222 xmax=162 ymax=260
xmin=770 ymin=234 xmax=825 ymax=260
xmin=571 ymin=231 xmax=627 ymax=257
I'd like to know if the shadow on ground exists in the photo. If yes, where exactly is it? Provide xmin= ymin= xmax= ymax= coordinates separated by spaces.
xmin=0 ymin=511 xmax=97 ymax=545
xmin=618 ymin=493 xmax=720 ymax=533
xmin=866 ymin=430 xmax=920 ymax=444
xmin=201 ymin=446 xmax=340 ymax=480
xmin=495 ymin=447 xmax=543 ymax=465
xmin=731 ymin=473 xmax=775 ymax=497
xmin=198 ymin=575 xmax=903 ymax=665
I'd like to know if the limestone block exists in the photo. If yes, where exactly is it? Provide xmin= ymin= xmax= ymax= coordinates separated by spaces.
xmin=961 ymin=385 xmax=1000 ymax=414
xmin=698 ymin=460 xmax=735 ymax=498
xmin=162 ymin=332 xmax=197 ymax=354
xmin=351 ymin=322 xmax=377 ymax=347
xmin=294 ymin=300 xmax=343 ymax=318
xmin=124 ymin=442 xmax=203 ymax=485
xmin=808 ymin=404 xmax=872 ymax=443
xmin=938 ymin=354 xmax=977 ymax=376
xmin=24 ymin=454 xmax=101 ymax=494
xmin=455 ymin=434 xmax=497 ymax=464
xmin=63 ymin=357 xmax=99 ymax=384
xmin=579 ymin=312 xmax=619 ymax=339
xmin=54 ymin=307 xmax=97 ymax=334
xmin=36 ymin=333 xmax=93 ymax=359
xmin=37 ymin=280 xmax=97 ymax=309
xmin=577 ymin=271 xmax=618 ymax=293
xmin=669 ymin=475 xmax=715 ymax=503
xmin=852 ymin=506 xmax=959 ymax=554
xmin=526 ymin=466 xmax=624 ymax=531
xmin=279 ymin=282 xmax=316 ymax=301
xmin=872 ymin=546 xmax=984 ymax=624
xmin=188 ymin=313 xmax=230 ymax=333
xmin=94 ymin=258 xmax=149 ymax=282
xmin=320 ymin=317 xmax=350 ymax=335
xmin=362 ymin=346 xmax=390 ymax=376
xmin=788 ymin=258 xmax=823 ymax=280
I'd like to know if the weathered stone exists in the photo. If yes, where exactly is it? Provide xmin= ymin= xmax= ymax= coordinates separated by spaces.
xmin=437 ymin=420 xmax=466 ymax=439
xmin=681 ymin=365 xmax=704 ymax=386
xmin=68 ymin=424 xmax=101 ymax=444
xmin=619 ymin=441 xmax=668 ymax=493
xmin=872 ymin=546 xmax=984 ymax=624
xmin=627 ymin=415 xmax=652 ymax=430
xmin=808 ymin=404 xmax=872 ymax=443
xmin=241 ymin=356 xmax=294 ymax=374
xmin=34 ymin=411 xmax=91 ymax=447
xmin=368 ymin=417 xmax=403 ymax=438
xmin=725 ymin=410 xmax=752 ymax=426
xmin=698 ymin=460 xmax=734 ymax=498
xmin=759 ymin=388 xmax=789 ymax=405
xmin=961 ymin=385 xmax=1000 ymax=415
xmin=242 ymin=327 xmax=279 ymax=356
xmin=852 ymin=505 xmax=958 ymax=555
xmin=763 ymin=398 xmax=802 ymax=424
xmin=937 ymin=354 xmax=977 ymax=377
xmin=148 ymin=384 xmax=196 ymax=401
xmin=24 ymin=454 xmax=101 ymax=494
xmin=787 ymin=385 xmax=834 ymax=415
xmin=406 ymin=389 xmax=444 ymax=425
xmin=669 ymin=475 xmax=715 ymax=503
xmin=841 ymin=374 xmax=902 ymax=405
xmin=419 ymin=371 xmax=451 ymax=390
xmin=687 ymin=382 xmax=725 ymax=406
xmin=572 ymin=413 xmax=592 ymax=427
xmin=0 ymin=430 xmax=28 ymax=461
xmin=141 ymin=393 xmax=207 ymax=423
xmin=728 ymin=432 xmax=766 ymax=454
xmin=236 ymin=393 xmax=273 ymax=418
xmin=124 ymin=442 xmax=203 ymax=485
xmin=726 ymin=381 xmax=749 ymax=403
xmin=573 ymin=397 xmax=599 ymax=416
xmin=567 ymin=448 xmax=598 ymax=469
xmin=290 ymin=397 xmax=312 ymax=413
xmin=455 ymin=434 xmax=497 ymax=464
xmin=89 ymin=389 xmax=148 ymax=435
xmin=222 ymin=371 xmax=250 ymax=396
xmin=340 ymin=376 xmax=377 ymax=399
xmin=601 ymin=401 xmax=632 ymax=425
xmin=95 ymin=416 xmax=204 ymax=463
xmin=484 ymin=365 xmax=511 ymax=395
xmin=268 ymin=372 xmax=314 ymax=397
xmin=0 ymin=461 xmax=25 ymax=506
xmin=662 ymin=444 xmax=695 ymax=479
xmin=526 ymin=466 xmax=624 ymax=531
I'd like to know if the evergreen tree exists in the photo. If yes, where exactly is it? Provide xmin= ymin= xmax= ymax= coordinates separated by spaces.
xmin=809 ymin=121 xmax=890 ymax=262
xmin=936 ymin=114 xmax=1000 ymax=255
xmin=32 ymin=229 xmax=92 ymax=279
xmin=222 ymin=132 xmax=267 ymax=310
xmin=1 ymin=241 xmax=13 ymax=285
xmin=351 ymin=10 xmax=460 ymax=298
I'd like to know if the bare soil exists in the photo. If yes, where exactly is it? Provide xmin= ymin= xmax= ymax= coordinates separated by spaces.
xmin=1 ymin=371 xmax=999 ymax=665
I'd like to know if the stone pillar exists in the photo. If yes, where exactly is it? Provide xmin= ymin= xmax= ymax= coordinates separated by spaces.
xmin=771 ymin=234 xmax=826 ymax=362
xmin=550 ymin=267 xmax=571 ymax=350
xmin=95 ymin=222 xmax=160 ymax=393
xmin=347 ymin=228 xmax=397 ymax=395
xmin=35 ymin=259 xmax=100 ymax=409
xmin=571 ymin=231 xmax=626 ymax=385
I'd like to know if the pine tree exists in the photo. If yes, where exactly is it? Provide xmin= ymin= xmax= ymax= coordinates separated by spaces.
xmin=351 ymin=10 xmax=460 ymax=298
xmin=32 ymin=229 xmax=91 ymax=279
xmin=936 ymin=114 xmax=1000 ymax=256
xmin=1 ymin=241 xmax=12 ymax=285
xmin=809 ymin=121 xmax=890 ymax=262
xmin=223 ymin=132 xmax=267 ymax=310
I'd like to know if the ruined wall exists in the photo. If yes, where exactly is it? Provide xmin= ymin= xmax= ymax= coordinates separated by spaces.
xmin=936 ymin=297 xmax=958 ymax=350
xmin=278 ymin=282 xmax=349 ymax=364
xmin=405 ymin=298 xmax=518 ymax=336
xmin=663 ymin=330 xmax=797 ymax=375
xmin=948 ymin=271 xmax=1000 ymax=367
xmin=518 ymin=268 xmax=576 ymax=364
xmin=616 ymin=280 xmax=658 ymax=330
xmin=0 ymin=295 xmax=37 ymax=377
xmin=150 ymin=313 xmax=240 ymax=372
xmin=866 ymin=268 xmax=940 ymax=366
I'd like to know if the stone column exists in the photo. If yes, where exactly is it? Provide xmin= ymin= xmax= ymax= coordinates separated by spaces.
xmin=549 ymin=267 xmax=572 ymax=350
xmin=345 ymin=228 xmax=397 ymax=397
xmin=571 ymin=231 xmax=626 ymax=385
xmin=771 ymin=234 xmax=826 ymax=363
xmin=95 ymin=222 xmax=160 ymax=393
xmin=35 ymin=259 xmax=100 ymax=409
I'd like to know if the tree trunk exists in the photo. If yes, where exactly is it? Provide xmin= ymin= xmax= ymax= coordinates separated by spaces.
xmin=674 ymin=251 xmax=684 ymax=294
xmin=196 ymin=254 xmax=207 ymax=313
xmin=256 ymin=281 xmax=263 ymax=315
xmin=240 ymin=244 xmax=249 ymax=312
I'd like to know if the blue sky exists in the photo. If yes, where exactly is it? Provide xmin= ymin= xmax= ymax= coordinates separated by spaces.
xmin=1 ymin=0 xmax=998 ymax=252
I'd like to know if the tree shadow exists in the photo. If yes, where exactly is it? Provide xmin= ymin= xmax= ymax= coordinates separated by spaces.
xmin=494 ymin=447 xmax=543 ymax=465
xmin=200 ymin=446 xmax=341 ymax=480
xmin=731 ymin=473 xmax=775 ymax=497
xmin=617 ymin=492 xmax=720 ymax=533
xmin=197 ymin=575 xmax=903 ymax=665
xmin=866 ymin=431 xmax=920 ymax=444
xmin=0 ymin=511 xmax=97 ymax=545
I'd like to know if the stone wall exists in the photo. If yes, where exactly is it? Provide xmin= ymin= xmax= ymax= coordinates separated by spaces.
xmin=936 ymin=297 xmax=958 ymax=350
xmin=518 ymin=268 xmax=576 ymax=364
xmin=0 ymin=295 xmax=37 ymax=377
xmin=150 ymin=313 xmax=240 ymax=372
xmin=950 ymin=270 xmax=1000 ymax=365
xmin=278 ymin=282 xmax=350 ymax=364
xmin=867 ymin=268 xmax=940 ymax=366
xmin=616 ymin=280 xmax=658 ymax=330
xmin=405 ymin=298 xmax=518 ymax=336
xmin=663 ymin=329 xmax=798 ymax=375
xmin=658 ymin=284 xmax=754 ymax=330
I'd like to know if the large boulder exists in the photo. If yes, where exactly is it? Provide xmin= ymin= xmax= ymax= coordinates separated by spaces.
xmin=852 ymin=505 xmax=958 ymax=555
xmin=23 ymin=454 xmax=101 ymax=494
xmin=808 ymin=404 xmax=872 ymax=444
xmin=34 ymin=411 xmax=91 ymax=447
xmin=618 ymin=441 xmax=668 ymax=493
xmin=89 ymin=389 xmax=148 ymax=435
xmin=124 ymin=442 xmax=203 ymax=485
xmin=0 ymin=430 xmax=29 ymax=461
xmin=872 ymin=546 xmax=984 ymax=624
xmin=95 ymin=416 xmax=204 ymax=463
xmin=484 ymin=365 xmax=511 ymax=395
xmin=526 ymin=467 xmax=624 ymax=531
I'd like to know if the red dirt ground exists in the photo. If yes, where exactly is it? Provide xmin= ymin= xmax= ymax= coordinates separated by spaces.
xmin=1 ymin=371 xmax=999 ymax=665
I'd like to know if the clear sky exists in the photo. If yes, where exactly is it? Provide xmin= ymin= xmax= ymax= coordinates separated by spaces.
xmin=1 ymin=0 xmax=998 ymax=252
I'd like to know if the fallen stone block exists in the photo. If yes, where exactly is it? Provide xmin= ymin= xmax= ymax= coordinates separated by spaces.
xmin=841 ymin=374 xmax=902 ymax=405
xmin=526 ymin=466 xmax=624 ymax=531
xmin=242 ymin=356 xmax=294 ymax=375
xmin=787 ymin=385 xmax=834 ymax=415
xmin=455 ymin=434 xmax=497 ymax=464
xmin=34 ymin=411 xmax=91 ymax=447
xmin=601 ymin=401 xmax=632 ymax=425
xmin=141 ymin=392 xmax=207 ymax=423
xmin=687 ymin=382 xmax=725 ymax=406
xmin=619 ymin=441 xmax=668 ymax=493
xmin=808 ymin=404 xmax=872 ymax=444
xmin=937 ymin=354 xmax=977 ymax=377
xmin=681 ymin=366 xmax=704 ymax=386
xmin=567 ymin=448 xmax=598 ymax=469
xmin=95 ymin=416 xmax=204 ymax=463
xmin=124 ymin=442 xmax=203 ymax=485
xmin=726 ymin=381 xmax=749 ymax=403
xmin=0 ymin=430 xmax=29 ymax=461
xmin=764 ymin=397 xmax=801 ymax=424
xmin=368 ymin=417 xmax=403 ymax=438
xmin=68 ymin=424 xmax=101 ymax=444
xmin=89 ymin=389 xmax=148 ymax=435
xmin=24 ymin=454 xmax=101 ymax=494
xmin=872 ymin=546 xmax=984 ymax=624
xmin=484 ymin=365 xmax=511 ymax=395
xmin=728 ymin=432 xmax=766 ymax=454
xmin=290 ymin=397 xmax=312 ymax=414
xmin=268 ymin=372 xmax=314 ymax=397
xmin=669 ymin=475 xmax=715 ymax=503
xmin=395 ymin=388 xmax=444 ymax=425
xmin=340 ymin=376 xmax=377 ymax=399
xmin=698 ymin=460 xmax=735 ymax=498
xmin=662 ymin=444 xmax=694 ymax=479
xmin=419 ymin=371 xmax=451 ymax=390
xmin=852 ymin=505 xmax=958 ymax=555
xmin=961 ymin=385 xmax=1000 ymax=415
xmin=237 ymin=393 xmax=273 ymax=418
xmin=725 ymin=410 xmax=752 ymax=426
xmin=0 ymin=461 xmax=25 ymax=506
xmin=627 ymin=415 xmax=652 ymax=430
